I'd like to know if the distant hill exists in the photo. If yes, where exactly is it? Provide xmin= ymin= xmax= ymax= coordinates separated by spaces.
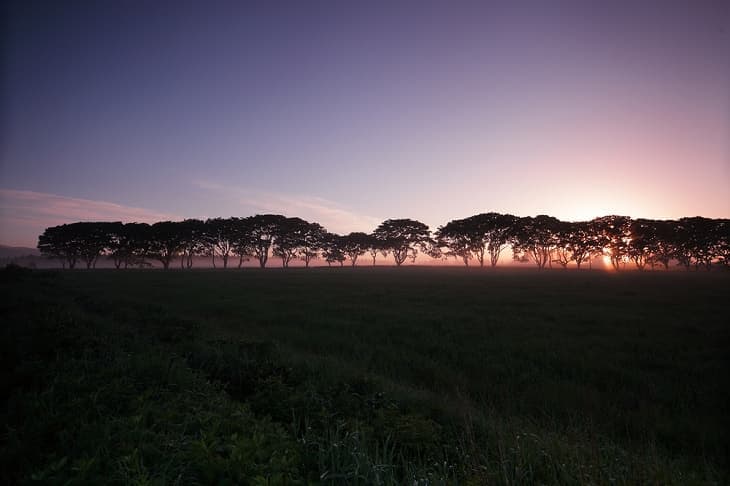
xmin=0 ymin=245 xmax=40 ymax=258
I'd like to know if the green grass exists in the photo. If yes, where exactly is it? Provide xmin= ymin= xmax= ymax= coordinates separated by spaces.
xmin=2 ymin=266 xmax=729 ymax=484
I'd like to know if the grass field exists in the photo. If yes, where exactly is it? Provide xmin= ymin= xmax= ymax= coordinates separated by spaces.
xmin=2 ymin=266 xmax=729 ymax=484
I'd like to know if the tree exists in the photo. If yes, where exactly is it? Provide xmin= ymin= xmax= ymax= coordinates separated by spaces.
xmin=106 ymin=222 xmax=128 ymax=268
xmin=79 ymin=222 xmax=116 ymax=269
xmin=511 ymin=215 xmax=561 ymax=269
xmin=245 ymin=214 xmax=287 ymax=268
xmin=628 ymin=219 xmax=664 ymax=271
xmin=125 ymin=223 xmax=153 ymax=268
xmin=38 ymin=224 xmax=80 ymax=269
xmin=372 ymin=219 xmax=432 ymax=266
xmin=273 ymin=217 xmax=309 ymax=268
xmin=178 ymin=219 xmax=206 ymax=269
xmin=551 ymin=220 xmax=574 ymax=269
xmin=714 ymin=219 xmax=730 ymax=268
xmin=107 ymin=222 xmax=153 ymax=268
xmin=436 ymin=213 xmax=517 ymax=268
xmin=322 ymin=233 xmax=346 ymax=266
xmin=367 ymin=233 xmax=388 ymax=266
xmin=673 ymin=217 xmax=717 ymax=270
xmin=204 ymin=218 xmax=237 ymax=269
xmin=230 ymin=217 xmax=252 ymax=268
xmin=298 ymin=222 xmax=327 ymax=267
xmin=149 ymin=221 xmax=185 ymax=269
xmin=562 ymin=221 xmax=601 ymax=269
xmin=435 ymin=219 xmax=474 ymax=266
xmin=341 ymin=232 xmax=370 ymax=267
xmin=38 ymin=222 xmax=115 ymax=269
xmin=592 ymin=215 xmax=631 ymax=270
xmin=646 ymin=220 xmax=675 ymax=270
xmin=470 ymin=213 xmax=517 ymax=267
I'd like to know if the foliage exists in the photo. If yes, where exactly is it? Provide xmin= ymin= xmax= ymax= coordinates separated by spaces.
xmin=511 ymin=215 xmax=561 ymax=269
xmin=373 ymin=219 xmax=432 ymax=266
xmin=245 ymin=214 xmax=287 ymax=268
xmin=204 ymin=217 xmax=237 ymax=268
xmin=321 ymin=233 xmax=347 ymax=266
xmin=298 ymin=222 xmax=327 ymax=268
xmin=148 ymin=221 xmax=186 ymax=269
xmin=341 ymin=232 xmax=371 ymax=267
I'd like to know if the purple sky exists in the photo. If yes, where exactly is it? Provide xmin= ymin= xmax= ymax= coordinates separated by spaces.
xmin=2 ymin=0 xmax=729 ymax=246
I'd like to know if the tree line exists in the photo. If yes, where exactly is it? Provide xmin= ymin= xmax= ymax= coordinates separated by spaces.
xmin=37 ymin=213 xmax=729 ymax=271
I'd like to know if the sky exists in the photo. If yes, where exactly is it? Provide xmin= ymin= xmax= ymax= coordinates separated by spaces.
xmin=2 ymin=0 xmax=729 ymax=247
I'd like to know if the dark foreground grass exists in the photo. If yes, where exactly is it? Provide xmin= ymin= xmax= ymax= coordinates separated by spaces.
xmin=1 ymin=266 xmax=728 ymax=484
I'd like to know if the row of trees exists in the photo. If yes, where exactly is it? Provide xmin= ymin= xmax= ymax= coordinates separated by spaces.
xmin=37 ymin=213 xmax=729 ymax=271
xmin=437 ymin=214 xmax=729 ymax=271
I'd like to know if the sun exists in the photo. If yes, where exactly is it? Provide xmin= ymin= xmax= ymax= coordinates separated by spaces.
xmin=601 ymin=254 xmax=614 ymax=270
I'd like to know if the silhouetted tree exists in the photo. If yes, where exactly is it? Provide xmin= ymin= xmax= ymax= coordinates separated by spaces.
xmin=273 ymin=217 xmax=309 ymax=268
xmin=715 ymin=219 xmax=730 ymax=268
xmin=437 ymin=213 xmax=518 ymax=267
xmin=76 ymin=222 xmax=116 ymax=269
xmin=511 ymin=215 xmax=561 ymax=269
xmin=674 ymin=217 xmax=717 ymax=270
xmin=646 ymin=220 xmax=675 ymax=270
xmin=230 ymin=217 xmax=252 ymax=268
xmin=297 ymin=222 xmax=327 ymax=267
xmin=367 ymin=233 xmax=388 ymax=266
xmin=593 ymin=215 xmax=631 ymax=270
xmin=179 ymin=219 xmax=206 ymax=269
xmin=205 ymin=218 xmax=237 ymax=268
xmin=435 ymin=219 xmax=474 ymax=266
xmin=341 ymin=232 xmax=370 ymax=267
xmin=149 ymin=221 xmax=185 ymax=269
xmin=322 ymin=233 xmax=346 ymax=266
xmin=127 ymin=223 xmax=153 ymax=268
xmin=373 ymin=219 xmax=431 ymax=266
xmin=38 ymin=222 xmax=117 ymax=269
xmin=38 ymin=224 xmax=81 ymax=269
xmin=106 ymin=222 xmax=128 ymax=268
xmin=551 ymin=220 xmax=574 ymax=269
xmin=562 ymin=220 xmax=601 ymax=269
xmin=469 ymin=212 xmax=517 ymax=267
xmin=106 ymin=222 xmax=153 ymax=268
xmin=245 ymin=214 xmax=287 ymax=268
xmin=628 ymin=219 xmax=661 ymax=271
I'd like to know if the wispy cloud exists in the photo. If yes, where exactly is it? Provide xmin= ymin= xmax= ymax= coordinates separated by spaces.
xmin=0 ymin=189 xmax=178 ymax=246
xmin=192 ymin=180 xmax=381 ymax=234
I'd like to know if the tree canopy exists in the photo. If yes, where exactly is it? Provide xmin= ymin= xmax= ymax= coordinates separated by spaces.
xmin=372 ymin=219 xmax=432 ymax=266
